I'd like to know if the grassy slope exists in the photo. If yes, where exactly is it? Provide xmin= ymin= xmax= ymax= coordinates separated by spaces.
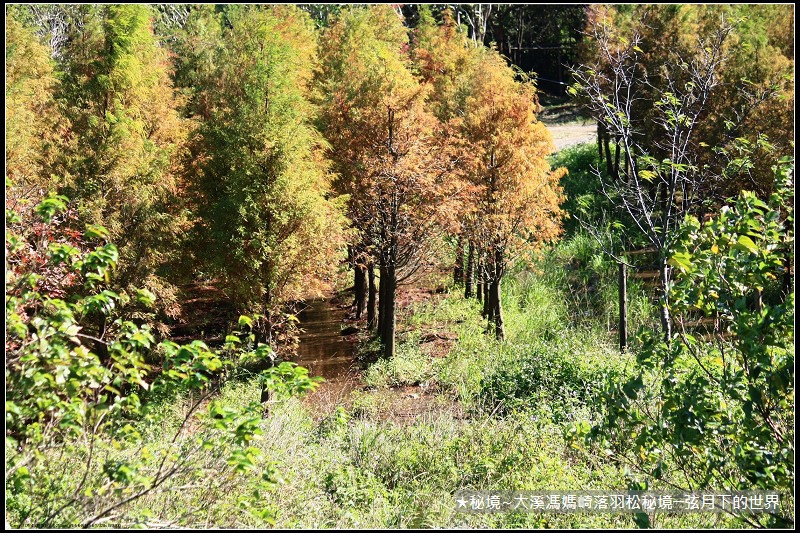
xmin=121 ymin=228 xmax=742 ymax=528
xmin=114 ymin=141 xmax=756 ymax=528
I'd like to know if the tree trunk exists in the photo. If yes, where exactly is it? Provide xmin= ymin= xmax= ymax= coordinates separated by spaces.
xmin=260 ymin=386 xmax=270 ymax=404
xmin=263 ymin=286 xmax=273 ymax=344
xmin=597 ymin=122 xmax=605 ymax=162
xmin=476 ymin=255 xmax=483 ymax=304
xmin=354 ymin=262 xmax=366 ymax=319
xmin=367 ymin=263 xmax=377 ymax=330
xmin=260 ymin=363 xmax=273 ymax=405
xmin=619 ymin=261 xmax=628 ymax=352
xmin=492 ymin=249 xmax=505 ymax=340
xmin=453 ymin=237 xmax=464 ymax=285
xmin=465 ymin=240 xmax=475 ymax=298
xmin=377 ymin=261 xmax=386 ymax=337
xmin=598 ymin=121 xmax=614 ymax=177
xmin=482 ymin=265 xmax=491 ymax=318
xmin=603 ymin=131 xmax=614 ymax=178
xmin=782 ymin=247 xmax=793 ymax=304
xmin=659 ymin=258 xmax=672 ymax=343
xmin=625 ymin=151 xmax=632 ymax=185
xmin=381 ymin=264 xmax=396 ymax=359
xmin=260 ymin=288 xmax=274 ymax=406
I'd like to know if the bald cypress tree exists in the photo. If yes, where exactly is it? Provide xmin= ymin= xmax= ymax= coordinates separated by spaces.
xmin=5 ymin=15 xmax=65 ymax=198
xmin=317 ymin=6 xmax=455 ymax=358
xmin=54 ymin=4 xmax=189 ymax=325
xmin=191 ymin=5 xmax=346 ymax=331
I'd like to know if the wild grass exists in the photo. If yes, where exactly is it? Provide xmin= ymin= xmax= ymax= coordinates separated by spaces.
xmin=98 ymin=241 xmax=749 ymax=528
xmin=17 ymin=138 xmax=754 ymax=527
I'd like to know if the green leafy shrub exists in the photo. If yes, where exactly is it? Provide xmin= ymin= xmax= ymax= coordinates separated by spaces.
xmin=5 ymin=196 xmax=321 ymax=527
xmin=363 ymin=342 xmax=435 ymax=389
xmin=588 ymin=158 xmax=794 ymax=527
xmin=479 ymin=336 xmax=629 ymax=422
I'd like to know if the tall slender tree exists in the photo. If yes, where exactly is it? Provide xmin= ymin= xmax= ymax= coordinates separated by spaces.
xmin=191 ymin=5 xmax=346 ymax=335
xmin=5 ymin=15 xmax=66 ymax=198
xmin=317 ymin=5 xmax=456 ymax=358
xmin=463 ymin=52 xmax=565 ymax=339
xmin=48 ymin=4 xmax=190 ymax=327
xmin=412 ymin=7 xmax=483 ymax=294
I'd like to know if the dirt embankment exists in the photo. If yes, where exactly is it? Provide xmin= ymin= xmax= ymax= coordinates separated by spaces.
xmin=546 ymin=122 xmax=597 ymax=151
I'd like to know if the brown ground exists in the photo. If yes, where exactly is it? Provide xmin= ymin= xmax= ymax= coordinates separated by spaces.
xmin=301 ymin=270 xmax=466 ymax=423
xmin=168 ymin=282 xmax=238 ymax=346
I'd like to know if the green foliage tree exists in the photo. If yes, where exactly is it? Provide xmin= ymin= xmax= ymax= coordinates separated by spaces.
xmin=159 ymin=4 xmax=224 ymax=122
xmin=585 ymin=158 xmax=794 ymax=527
xmin=190 ymin=5 xmax=346 ymax=336
xmin=48 ymin=4 xmax=190 ymax=329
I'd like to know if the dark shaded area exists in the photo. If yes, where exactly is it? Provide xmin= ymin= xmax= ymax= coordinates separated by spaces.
xmin=402 ymin=4 xmax=589 ymax=95
xmin=151 ymin=4 xmax=588 ymax=96
xmin=168 ymin=282 xmax=238 ymax=348
xmin=486 ymin=4 xmax=588 ymax=94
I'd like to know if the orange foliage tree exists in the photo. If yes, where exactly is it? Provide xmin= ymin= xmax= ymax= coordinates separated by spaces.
xmin=462 ymin=52 xmax=565 ymax=339
xmin=317 ymin=5 xmax=458 ymax=358
xmin=573 ymin=4 xmax=793 ymax=341
xmin=411 ymin=6 xmax=484 ymax=296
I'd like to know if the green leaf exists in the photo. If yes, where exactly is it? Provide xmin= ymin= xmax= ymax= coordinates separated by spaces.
xmin=639 ymin=169 xmax=656 ymax=182
xmin=668 ymin=252 xmax=693 ymax=273
xmin=84 ymin=224 xmax=110 ymax=240
xmin=734 ymin=235 xmax=759 ymax=254
xmin=134 ymin=288 xmax=156 ymax=307
xmin=35 ymin=194 xmax=69 ymax=222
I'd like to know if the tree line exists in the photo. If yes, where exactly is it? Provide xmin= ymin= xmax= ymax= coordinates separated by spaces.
xmin=6 ymin=4 xmax=565 ymax=362
xmin=7 ymin=2 xmax=793 ymax=360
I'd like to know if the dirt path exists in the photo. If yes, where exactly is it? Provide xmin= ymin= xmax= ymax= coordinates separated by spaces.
xmin=539 ymin=95 xmax=597 ymax=152
xmin=546 ymin=121 xmax=597 ymax=151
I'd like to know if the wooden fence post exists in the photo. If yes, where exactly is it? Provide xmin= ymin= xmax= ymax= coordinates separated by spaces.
xmin=619 ymin=261 xmax=628 ymax=352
